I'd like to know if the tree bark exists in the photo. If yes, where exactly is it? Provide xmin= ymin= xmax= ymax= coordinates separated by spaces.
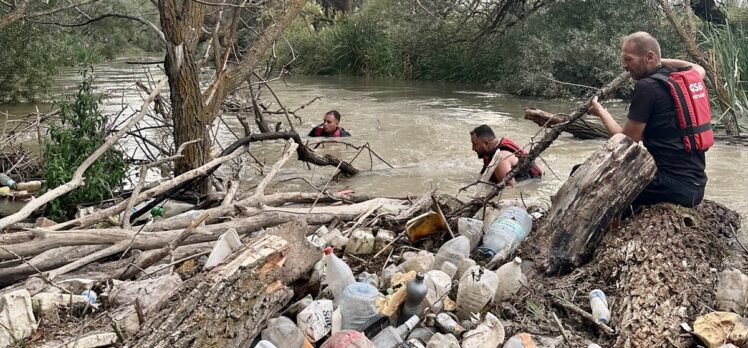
xmin=130 ymin=234 xmax=293 ymax=347
xmin=524 ymin=107 xmax=608 ymax=139
xmin=545 ymin=134 xmax=657 ymax=275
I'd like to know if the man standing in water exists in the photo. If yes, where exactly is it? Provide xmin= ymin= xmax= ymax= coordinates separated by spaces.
xmin=587 ymin=31 xmax=713 ymax=208
xmin=470 ymin=125 xmax=542 ymax=187
xmin=308 ymin=110 xmax=352 ymax=137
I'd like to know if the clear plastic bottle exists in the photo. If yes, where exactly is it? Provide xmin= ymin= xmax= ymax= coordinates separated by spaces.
xmin=497 ymin=206 xmax=533 ymax=233
xmin=399 ymin=273 xmax=427 ymax=325
xmin=340 ymin=282 xmax=379 ymax=330
xmin=478 ymin=216 xmax=529 ymax=258
xmin=457 ymin=217 xmax=484 ymax=251
xmin=494 ymin=257 xmax=526 ymax=302
xmin=431 ymin=236 xmax=470 ymax=271
xmin=589 ymin=289 xmax=610 ymax=324
xmin=261 ymin=316 xmax=304 ymax=348
xmin=370 ymin=315 xmax=419 ymax=348
xmin=255 ymin=340 xmax=278 ymax=348
xmin=503 ymin=333 xmax=536 ymax=348
xmin=456 ymin=266 xmax=498 ymax=320
xmin=323 ymin=247 xmax=356 ymax=306
xmin=0 ymin=173 xmax=16 ymax=189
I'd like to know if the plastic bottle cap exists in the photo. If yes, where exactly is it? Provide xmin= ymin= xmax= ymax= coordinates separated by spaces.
xmin=415 ymin=273 xmax=424 ymax=281
xmin=324 ymin=247 xmax=333 ymax=255
xmin=513 ymin=257 xmax=522 ymax=264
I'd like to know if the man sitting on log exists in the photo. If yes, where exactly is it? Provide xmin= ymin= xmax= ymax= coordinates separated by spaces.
xmin=587 ymin=31 xmax=713 ymax=208
xmin=308 ymin=110 xmax=352 ymax=137
xmin=470 ymin=124 xmax=542 ymax=187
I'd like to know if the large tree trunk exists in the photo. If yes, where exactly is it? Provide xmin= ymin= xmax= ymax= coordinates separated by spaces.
xmin=524 ymin=107 xmax=608 ymax=139
xmin=544 ymin=134 xmax=657 ymax=275
xmin=130 ymin=234 xmax=293 ymax=347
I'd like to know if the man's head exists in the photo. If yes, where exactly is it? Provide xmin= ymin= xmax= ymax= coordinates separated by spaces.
xmin=323 ymin=110 xmax=341 ymax=134
xmin=470 ymin=124 xmax=498 ymax=158
xmin=621 ymin=32 xmax=661 ymax=80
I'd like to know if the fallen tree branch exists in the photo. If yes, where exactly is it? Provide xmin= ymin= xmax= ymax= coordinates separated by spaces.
xmin=551 ymin=296 xmax=616 ymax=336
xmin=248 ymin=140 xmax=297 ymax=206
xmin=0 ymin=78 xmax=168 ymax=231
xmin=524 ymin=107 xmax=608 ymax=139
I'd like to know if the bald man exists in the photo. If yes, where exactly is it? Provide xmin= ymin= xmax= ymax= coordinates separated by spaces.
xmin=587 ymin=31 xmax=712 ymax=208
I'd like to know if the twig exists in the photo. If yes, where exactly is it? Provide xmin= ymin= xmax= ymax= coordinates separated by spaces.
xmin=247 ymin=140 xmax=297 ymax=206
xmin=135 ymin=298 xmax=146 ymax=325
xmin=551 ymin=311 xmax=572 ymax=346
xmin=730 ymin=225 xmax=748 ymax=255
xmin=432 ymin=194 xmax=454 ymax=239
xmin=140 ymin=251 xmax=211 ymax=280
xmin=551 ymin=296 xmax=616 ymax=336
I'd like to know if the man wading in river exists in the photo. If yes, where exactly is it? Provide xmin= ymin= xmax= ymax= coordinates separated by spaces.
xmin=587 ymin=31 xmax=713 ymax=208
xmin=308 ymin=110 xmax=351 ymax=138
xmin=470 ymin=125 xmax=542 ymax=187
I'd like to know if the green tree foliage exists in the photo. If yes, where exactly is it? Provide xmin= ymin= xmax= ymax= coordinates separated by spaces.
xmin=43 ymin=69 xmax=127 ymax=221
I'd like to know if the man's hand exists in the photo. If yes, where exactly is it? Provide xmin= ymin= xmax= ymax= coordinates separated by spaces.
xmin=588 ymin=96 xmax=606 ymax=118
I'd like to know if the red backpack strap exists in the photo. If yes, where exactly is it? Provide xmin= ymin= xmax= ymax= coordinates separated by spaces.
xmin=498 ymin=138 xmax=543 ymax=178
xmin=314 ymin=126 xmax=323 ymax=136
xmin=333 ymin=128 xmax=341 ymax=137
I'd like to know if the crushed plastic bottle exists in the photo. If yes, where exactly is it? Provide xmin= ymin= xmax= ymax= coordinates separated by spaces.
xmin=494 ymin=257 xmax=526 ymax=302
xmin=0 ymin=173 xmax=16 ymax=188
xmin=297 ymin=299 xmax=334 ymax=342
xmin=431 ymin=236 xmax=470 ymax=271
xmin=370 ymin=315 xmax=419 ymax=348
xmin=261 ymin=316 xmax=305 ymax=348
xmin=323 ymin=247 xmax=356 ymax=306
xmin=456 ymin=266 xmax=498 ymax=320
xmin=457 ymin=217 xmax=484 ymax=251
xmin=399 ymin=273 xmax=427 ymax=325
xmin=426 ymin=333 xmax=460 ymax=348
xmin=340 ymin=282 xmax=379 ymax=330
xmin=435 ymin=313 xmax=466 ymax=337
xmin=358 ymin=272 xmax=380 ymax=289
xmin=478 ymin=214 xmax=530 ymax=259
xmin=589 ymin=289 xmax=610 ymax=324
xmin=440 ymin=261 xmax=457 ymax=280
xmin=255 ymin=340 xmax=278 ymax=348
xmin=497 ymin=206 xmax=533 ymax=232
xmin=461 ymin=312 xmax=505 ymax=348
xmin=503 ymin=333 xmax=537 ymax=348
xmin=321 ymin=330 xmax=375 ymax=348
xmin=424 ymin=270 xmax=451 ymax=313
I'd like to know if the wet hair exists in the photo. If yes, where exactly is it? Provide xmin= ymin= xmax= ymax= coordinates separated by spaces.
xmin=325 ymin=110 xmax=341 ymax=122
xmin=470 ymin=124 xmax=496 ymax=140
xmin=622 ymin=31 xmax=661 ymax=60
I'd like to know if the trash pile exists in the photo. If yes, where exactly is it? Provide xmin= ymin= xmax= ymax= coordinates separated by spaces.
xmin=0 ymin=185 xmax=745 ymax=347
xmin=0 ymin=172 xmax=41 ymax=200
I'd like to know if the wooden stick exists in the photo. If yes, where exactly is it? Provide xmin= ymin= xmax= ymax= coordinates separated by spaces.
xmin=247 ymin=140 xmax=297 ymax=206
xmin=432 ymin=194 xmax=454 ymax=239
xmin=551 ymin=296 xmax=615 ymax=336
xmin=0 ymin=78 xmax=168 ymax=230
xmin=552 ymin=311 xmax=572 ymax=346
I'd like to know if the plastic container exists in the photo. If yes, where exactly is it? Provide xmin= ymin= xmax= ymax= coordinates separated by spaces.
xmin=435 ymin=313 xmax=466 ymax=337
xmin=358 ymin=272 xmax=379 ymax=288
xmin=0 ymin=173 xmax=16 ymax=188
xmin=297 ymin=299 xmax=334 ymax=342
xmin=321 ymin=330 xmax=375 ymax=348
xmin=340 ymin=282 xmax=379 ymax=330
xmin=370 ymin=315 xmax=419 ymax=348
xmin=323 ymin=247 xmax=356 ymax=306
xmin=497 ymin=206 xmax=533 ymax=232
xmin=261 ymin=316 xmax=304 ymax=348
xmin=431 ymin=236 xmax=470 ymax=271
xmin=457 ymin=217 xmax=484 ymax=251
xmin=503 ymin=333 xmax=536 ymax=348
xmin=426 ymin=333 xmax=460 ymax=347
xmin=587 ymin=344 xmax=602 ymax=348
xmin=14 ymin=181 xmax=42 ymax=191
xmin=494 ymin=257 xmax=527 ymax=302
xmin=478 ymin=216 xmax=530 ymax=258
xmin=456 ymin=266 xmax=498 ymax=320
xmin=424 ymin=270 xmax=452 ymax=313
xmin=440 ymin=262 xmax=457 ymax=280
xmin=399 ymin=273 xmax=427 ymax=325
xmin=589 ymin=289 xmax=610 ymax=324
xmin=255 ymin=340 xmax=278 ymax=348
xmin=81 ymin=290 xmax=97 ymax=305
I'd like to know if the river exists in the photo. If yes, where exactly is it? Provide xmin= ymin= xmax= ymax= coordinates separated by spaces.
xmin=1 ymin=60 xmax=746 ymax=229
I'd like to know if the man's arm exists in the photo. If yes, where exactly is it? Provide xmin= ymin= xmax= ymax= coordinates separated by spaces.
xmin=588 ymin=96 xmax=645 ymax=142
xmin=661 ymin=58 xmax=706 ymax=79
xmin=493 ymin=150 xmax=517 ymax=187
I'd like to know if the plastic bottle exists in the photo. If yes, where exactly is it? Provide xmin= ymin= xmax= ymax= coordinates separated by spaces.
xmin=255 ymin=340 xmax=278 ymax=348
xmin=0 ymin=173 xmax=16 ymax=189
xmin=503 ymin=333 xmax=537 ymax=348
xmin=456 ymin=266 xmax=499 ymax=320
xmin=399 ymin=273 xmax=427 ymax=325
xmin=435 ymin=313 xmax=466 ymax=337
xmin=589 ymin=289 xmax=610 ymax=324
xmin=494 ymin=257 xmax=527 ymax=302
xmin=370 ymin=315 xmax=419 ymax=348
xmin=14 ymin=181 xmax=42 ymax=191
xmin=81 ymin=290 xmax=97 ymax=305
xmin=587 ymin=344 xmax=602 ymax=348
xmin=261 ymin=316 xmax=304 ymax=348
xmin=497 ymin=206 xmax=533 ymax=233
xmin=424 ymin=270 xmax=451 ymax=313
xmin=340 ymin=282 xmax=379 ymax=330
xmin=440 ymin=262 xmax=457 ymax=280
xmin=323 ymin=247 xmax=356 ymax=306
xmin=457 ymin=217 xmax=484 ymax=251
xmin=431 ymin=236 xmax=470 ymax=271
xmin=478 ymin=216 xmax=530 ymax=258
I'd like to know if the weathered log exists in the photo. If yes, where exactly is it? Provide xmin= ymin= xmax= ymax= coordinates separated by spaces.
xmin=524 ymin=107 xmax=608 ymax=139
xmin=545 ymin=134 xmax=657 ymax=275
xmin=0 ymin=246 xmax=105 ymax=287
xmin=130 ymin=234 xmax=293 ymax=347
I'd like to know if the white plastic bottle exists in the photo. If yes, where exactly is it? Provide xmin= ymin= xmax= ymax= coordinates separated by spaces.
xmin=261 ymin=316 xmax=304 ymax=348
xmin=456 ymin=266 xmax=499 ymax=320
xmin=589 ymin=289 xmax=611 ymax=324
xmin=479 ymin=217 xmax=529 ymax=258
xmin=323 ymin=247 xmax=355 ymax=306
xmin=495 ymin=257 xmax=526 ymax=302
xmin=432 ymin=236 xmax=470 ymax=271
xmin=370 ymin=315 xmax=419 ymax=348
xmin=339 ymin=282 xmax=379 ymax=330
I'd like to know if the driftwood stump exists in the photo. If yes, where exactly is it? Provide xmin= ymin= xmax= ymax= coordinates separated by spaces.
xmin=130 ymin=234 xmax=292 ymax=347
xmin=545 ymin=134 xmax=656 ymax=275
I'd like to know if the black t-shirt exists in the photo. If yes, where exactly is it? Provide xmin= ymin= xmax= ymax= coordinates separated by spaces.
xmin=627 ymin=67 xmax=707 ymax=185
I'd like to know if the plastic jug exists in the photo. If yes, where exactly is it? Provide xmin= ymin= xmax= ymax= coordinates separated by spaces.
xmin=456 ymin=266 xmax=498 ymax=320
xmin=261 ymin=316 xmax=305 ymax=348
xmin=424 ymin=270 xmax=451 ymax=313
xmin=340 ymin=282 xmax=379 ymax=330
xmin=370 ymin=315 xmax=419 ymax=348
xmin=503 ymin=333 xmax=537 ymax=348
xmin=497 ymin=206 xmax=532 ymax=232
xmin=323 ymin=247 xmax=356 ymax=306
xmin=589 ymin=289 xmax=610 ymax=324
xmin=457 ymin=217 xmax=484 ymax=251
xmin=399 ymin=273 xmax=427 ymax=325
xmin=478 ymin=216 xmax=530 ymax=258
xmin=297 ymin=299 xmax=334 ymax=342
xmin=431 ymin=236 xmax=470 ymax=271
xmin=494 ymin=257 xmax=526 ymax=302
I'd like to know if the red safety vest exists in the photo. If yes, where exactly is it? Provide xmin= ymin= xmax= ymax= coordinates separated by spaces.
xmin=481 ymin=138 xmax=543 ymax=181
xmin=314 ymin=126 xmax=341 ymax=138
xmin=650 ymin=67 xmax=714 ymax=153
